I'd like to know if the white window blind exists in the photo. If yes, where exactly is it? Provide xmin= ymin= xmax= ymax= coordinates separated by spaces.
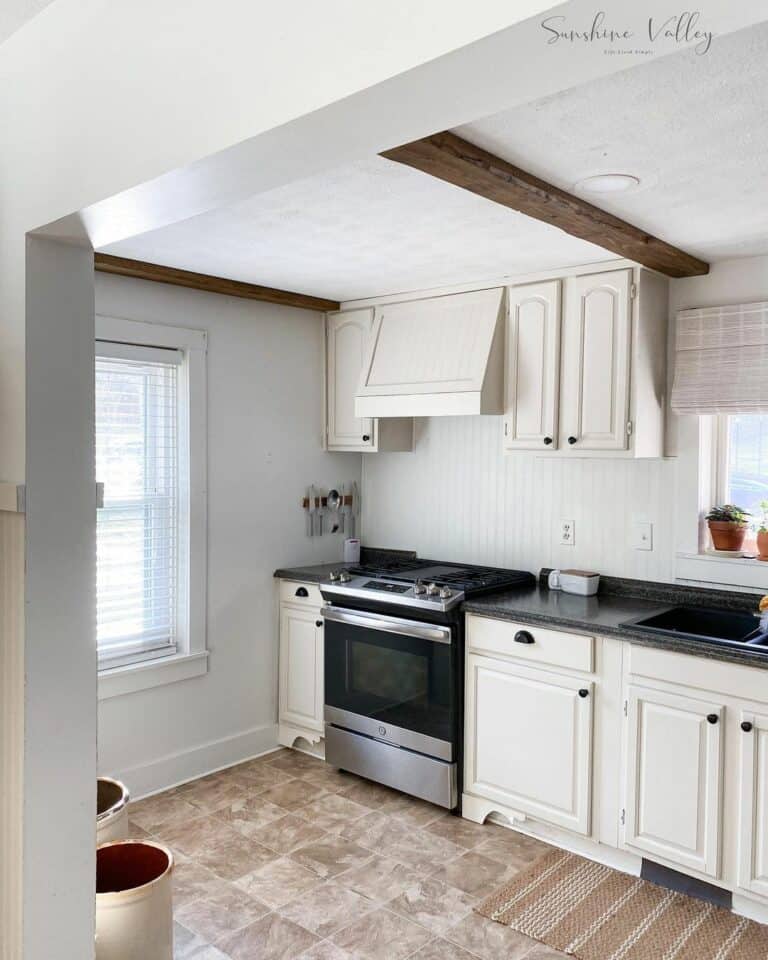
xmin=96 ymin=342 xmax=182 ymax=668
xmin=671 ymin=301 xmax=768 ymax=415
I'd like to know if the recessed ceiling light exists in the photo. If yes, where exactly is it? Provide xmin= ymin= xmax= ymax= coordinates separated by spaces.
xmin=574 ymin=174 xmax=641 ymax=195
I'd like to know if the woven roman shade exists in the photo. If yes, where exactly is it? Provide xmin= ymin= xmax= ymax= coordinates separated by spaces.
xmin=671 ymin=301 xmax=768 ymax=414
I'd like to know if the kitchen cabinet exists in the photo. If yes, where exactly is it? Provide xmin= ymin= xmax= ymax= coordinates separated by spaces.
xmin=503 ymin=280 xmax=561 ymax=451
xmin=465 ymin=652 xmax=593 ymax=835
xmin=738 ymin=709 xmax=768 ymax=898
xmin=622 ymin=684 xmax=724 ymax=878
xmin=325 ymin=308 xmax=413 ymax=452
xmin=278 ymin=582 xmax=324 ymax=747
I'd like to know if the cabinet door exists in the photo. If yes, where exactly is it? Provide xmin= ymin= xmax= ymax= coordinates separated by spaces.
xmin=560 ymin=270 xmax=631 ymax=451
xmin=327 ymin=308 xmax=375 ymax=450
xmin=623 ymin=685 xmax=723 ymax=877
xmin=279 ymin=603 xmax=324 ymax=733
xmin=738 ymin=710 xmax=768 ymax=898
xmin=465 ymin=655 xmax=593 ymax=835
xmin=504 ymin=280 xmax=561 ymax=451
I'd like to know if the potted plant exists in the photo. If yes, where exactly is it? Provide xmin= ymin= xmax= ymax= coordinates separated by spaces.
xmin=757 ymin=501 xmax=768 ymax=561
xmin=706 ymin=504 xmax=750 ymax=552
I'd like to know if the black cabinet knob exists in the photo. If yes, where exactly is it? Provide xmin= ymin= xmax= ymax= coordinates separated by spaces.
xmin=568 ymin=436 xmax=578 ymax=445
xmin=315 ymin=620 xmax=323 ymax=628
xmin=295 ymin=587 xmax=309 ymax=597
xmin=362 ymin=434 xmax=371 ymax=442
xmin=514 ymin=630 xmax=535 ymax=645
xmin=543 ymin=437 xmax=553 ymax=445
xmin=707 ymin=713 xmax=719 ymax=725
xmin=742 ymin=721 xmax=754 ymax=732
xmin=578 ymin=688 xmax=589 ymax=698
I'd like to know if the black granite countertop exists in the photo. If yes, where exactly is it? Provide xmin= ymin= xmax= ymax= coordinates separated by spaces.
xmin=274 ymin=561 xmax=355 ymax=584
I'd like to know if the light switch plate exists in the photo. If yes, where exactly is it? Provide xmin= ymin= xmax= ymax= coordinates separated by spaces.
xmin=559 ymin=518 xmax=575 ymax=546
xmin=633 ymin=520 xmax=653 ymax=551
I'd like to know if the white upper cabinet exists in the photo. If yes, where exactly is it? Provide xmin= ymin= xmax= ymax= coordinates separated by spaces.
xmin=622 ymin=684 xmax=724 ymax=878
xmin=354 ymin=288 xmax=505 ymax=418
xmin=560 ymin=269 xmax=632 ymax=451
xmin=326 ymin=308 xmax=412 ymax=453
xmin=504 ymin=280 xmax=561 ymax=451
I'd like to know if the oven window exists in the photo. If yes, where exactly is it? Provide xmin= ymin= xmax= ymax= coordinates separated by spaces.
xmin=351 ymin=644 xmax=427 ymax=703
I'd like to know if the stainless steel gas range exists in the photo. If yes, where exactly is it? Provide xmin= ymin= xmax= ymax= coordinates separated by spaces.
xmin=320 ymin=558 xmax=534 ymax=810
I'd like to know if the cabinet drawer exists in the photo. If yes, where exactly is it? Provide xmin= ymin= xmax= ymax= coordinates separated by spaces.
xmin=467 ymin=615 xmax=593 ymax=673
xmin=279 ymin=580 xmax=323 ymax=608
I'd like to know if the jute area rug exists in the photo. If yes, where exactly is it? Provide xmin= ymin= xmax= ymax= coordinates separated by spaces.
xmin=475 ymin=848 xmax=768 ymax=960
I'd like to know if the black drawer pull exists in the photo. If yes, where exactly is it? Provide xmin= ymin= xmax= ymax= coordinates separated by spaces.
xmin=578 ymin=688 xmax=589 ymax=698
xmin=742 ymin=721 xmax=754 ymax=732
xmin=707 ymin=713 xmax=719 ymax=725
xmin=568 ymin=436 xmax=578 ymax=445
xmin=315 ymin=620 xmax=323 ymax=628
xmin=362 ymin=434 xmax=371 ymax=442
xmin=295 ymin=587 xmax=309 ymax=598
xmin=514 ymin=630 xmax=535 ymax=645
xmin=543 ymin=437 xmax=553 ymax=445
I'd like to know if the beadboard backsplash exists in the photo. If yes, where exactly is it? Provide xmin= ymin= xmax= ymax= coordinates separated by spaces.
xmin=362 ymin=416 xmax=676 ymax=581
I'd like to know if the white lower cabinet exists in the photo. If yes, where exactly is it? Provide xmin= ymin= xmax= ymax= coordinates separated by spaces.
xmin=278 ymin=589 xmax=324 ymax=746
xmin=622 ymin=684 xmax=724 ymax=878
xmin=465 ymin=653 xmax=593 ymax=835
xmin=738 ymin=710 xmax=768 ymax=898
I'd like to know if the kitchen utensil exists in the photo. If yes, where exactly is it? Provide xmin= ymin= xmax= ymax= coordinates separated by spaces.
xmin=315 ymin=487 xmax=323 ymax=536
xmin=339 ymin=483 xmax=346 ymax=534
xmin=327 ymin=488 xmax=341 ymax=533
xmin=548 ymin=569 xmax=600 ymax=596
xmin=305 ymin=486 xmax=313 ymax=537
xmin=352 ymin=481 xmax=360 ymax=539
xmin=309 ymin=484 xmax=317 ymax=537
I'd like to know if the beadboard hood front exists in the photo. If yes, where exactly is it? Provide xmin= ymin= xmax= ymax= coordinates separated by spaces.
xmin=354 ymin=287 xmax=505 ymax=418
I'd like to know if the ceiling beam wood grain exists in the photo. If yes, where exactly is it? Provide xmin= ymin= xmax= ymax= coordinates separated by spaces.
xmin=381 ymin=131 xmax=708 ymax=279
xmin=94 ymin=254 xmax=340 ymax=311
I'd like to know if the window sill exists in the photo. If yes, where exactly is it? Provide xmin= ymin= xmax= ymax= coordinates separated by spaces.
xmin=675 ymin=552 xmax=768 ymax=592
xmin=98 ymin=651 xmax=209 ymax=701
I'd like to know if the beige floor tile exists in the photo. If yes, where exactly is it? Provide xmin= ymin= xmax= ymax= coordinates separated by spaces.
xmin=300 ymin=941 xmax=356 ymax=960
xmin=181 ymin=778 xmax=247 ymax=815
xmin=172 ymin=860 xmax=221 ymax=908
xmin=331 ymin=907 xmax=433 ymax=960
xmin=247 ymin=814 xmax=328 ymax=855
xmin=385 ymin=796 xmax=446 ymax=830
xmin=162 ymin=815 xmax=242 ymax=857
xmin=297 ymin=793 xmax=371 ymax=833
xmin=474 ymin=828 xmax=551 ymax=866
xmin=340 ymin=779 xmax=404 ymax=810
xmin=222 ymin=761 xmax=295 ymax=789
xmin=213 ymin=796 xmax=287 ymax=837
xmin=278 ymin=880 xmax=374 ymax=938
xmin=409 ymin=939 xmax=481 ymax=960
xmin=424 ymin=812 xmax=493 ymax=850
xmin=126 ymin=820 xmax=153 ymax=839
xmin=337 ymin=854 xmax=425 ymax=904
xmin=218 ymin=911 xmax=320 ymax=960
xmin=259 ymin=779 xmax=330 ymax=812
xmin=444 ymin=913 xmax=537 ymax=960
xmin=193 ymin=834 xmax=278 ymax=881
xmin=525 ymin=946 xmax=571 ymax=959
xmin=130 ymin=794 xmax=201 ymax=833
xmin=337 ymin=810 xmax=408 ymax=849
xmin=265 ymin=752 xmax=327 ymax=777
xmin=175 ymin=880 xmax=271 ymax=943
xmin=428 ymin=850 xmax=520 ymax=898
xmin=297 ymin=765 xmax=361 ymax=793
xmin=377 ymin=825 xmax=465 ymax=873
xmin=290 ymin=837 xmax=373 ymax=880
xmin=235 ymin=856 xmax=323 ymax=910
xmin=388 ymin=877 xmax=475 ymax=936
xmin=174 ymin=921 xmax=229 ymax=959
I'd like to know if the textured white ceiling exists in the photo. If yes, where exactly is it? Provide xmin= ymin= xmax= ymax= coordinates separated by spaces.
xmin=460 ymin=22 xmax=768 ymax=262
xmin=103 ymin=23 xmax=768 ymax=300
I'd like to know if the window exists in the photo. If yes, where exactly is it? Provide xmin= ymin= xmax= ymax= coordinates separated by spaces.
xmin=715 ymin=413 xmax=768 ymax=527
xmin=96 ymin=344 xmax=181 ymax=668
xmin=95 ymin=316 xmax=207 ymax=694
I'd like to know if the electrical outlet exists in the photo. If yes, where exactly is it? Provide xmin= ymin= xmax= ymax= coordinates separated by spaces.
xmin=559 ymin=518 xmax=575 ymax=546
xmin=632 ymin=520 xmax=653 ymax=550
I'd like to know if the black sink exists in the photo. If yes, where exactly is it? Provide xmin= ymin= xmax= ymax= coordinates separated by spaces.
xmin=621 ymin=606 xmax=768 ymax=650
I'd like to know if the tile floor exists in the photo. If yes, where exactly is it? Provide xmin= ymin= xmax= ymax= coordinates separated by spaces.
xmin=128 ymin=748 xmax=568 ymax=960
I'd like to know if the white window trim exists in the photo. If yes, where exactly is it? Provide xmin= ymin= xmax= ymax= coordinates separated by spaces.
xmin=96 ymin=315 xmax=208 ymax=700
xmin=675 ymin=414 xmax=768 ymax=591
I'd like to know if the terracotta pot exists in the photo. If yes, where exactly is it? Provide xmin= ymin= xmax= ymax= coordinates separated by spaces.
xmin=758 ymin=530 xmax=768 ymax=561
xmin=96 ymin=840 xmax=173 ymax=960
xmin=708 ymin=520 xmax=748 ymax=552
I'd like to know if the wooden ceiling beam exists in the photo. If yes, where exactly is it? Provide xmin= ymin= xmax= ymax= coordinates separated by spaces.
xmin=381 ymin=131 xmax=708 ymax=279
xmin=94 ymin=253 xmax=340 ymax=312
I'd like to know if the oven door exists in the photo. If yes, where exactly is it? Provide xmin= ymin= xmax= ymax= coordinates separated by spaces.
xmin=323 ymin=605 xmax=456 ymax=761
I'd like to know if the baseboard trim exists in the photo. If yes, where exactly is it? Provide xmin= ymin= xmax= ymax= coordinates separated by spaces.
xmin=104 ymin=723 xmax=279 ymax=799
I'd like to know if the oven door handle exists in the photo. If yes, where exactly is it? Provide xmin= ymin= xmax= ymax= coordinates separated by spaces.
xmin=321 ymin=605 xmax=452 ymax=645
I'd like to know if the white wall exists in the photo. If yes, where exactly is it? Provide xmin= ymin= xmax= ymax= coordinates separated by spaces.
xmin=95 ymin=274 xmax=360 ymax=795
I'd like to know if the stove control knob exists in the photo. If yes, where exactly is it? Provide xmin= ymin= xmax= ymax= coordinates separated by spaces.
xmin=427 ymin=583 xmax=440 ymax=597
xmin=329 ymin=570 xmax=340 ymax=582
xmin=338 ymin=572 xmax=352 ymax=583
xmin=439 ymin=586 xmax=453 ymax=599
xmin=413 ymin=580 xmax=427 ymax=595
